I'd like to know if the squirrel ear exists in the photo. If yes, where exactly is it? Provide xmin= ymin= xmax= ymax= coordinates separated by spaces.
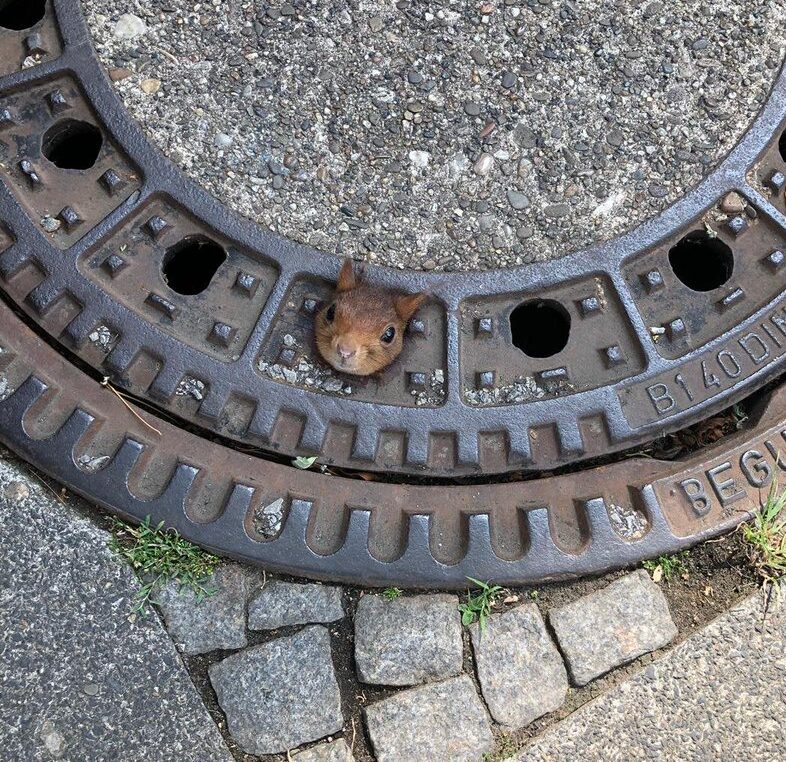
xmin=394 ymin=292 xmax=428 ymax=322
xmin=337 ymin=258 xmax=358 ymax=292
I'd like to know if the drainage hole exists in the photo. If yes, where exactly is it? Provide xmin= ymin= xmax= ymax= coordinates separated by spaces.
xmin=510 ymin=299 xmax=571 ymax=358
xmin=0 ymin=0 xmax=46 ymax=30
xmin=668 ymin=230 xmax=734 ymax=292
xmin=162 ymin=236 xmax=227 ymax=295
xmin=42 ymin=119 xmax=104 ymax=170
xmin=780 ymin=128 xmax=786 ymax=163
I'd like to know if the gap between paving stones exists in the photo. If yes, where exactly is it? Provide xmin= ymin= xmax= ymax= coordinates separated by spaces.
xmin=0 ymin=445 xmax=762 ymax=762
xmin=124 ymin=534 xmax=758 ymax=761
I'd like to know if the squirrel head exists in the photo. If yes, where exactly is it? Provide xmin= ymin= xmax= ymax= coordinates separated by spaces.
xmin=315 ymin=258 xmax=427 ymax=376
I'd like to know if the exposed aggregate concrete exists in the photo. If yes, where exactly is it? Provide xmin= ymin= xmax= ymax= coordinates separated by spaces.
xmin=85 ymin=0 xmax=786 ymax=271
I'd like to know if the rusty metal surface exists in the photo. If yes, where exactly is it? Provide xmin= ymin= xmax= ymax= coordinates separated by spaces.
xmin=0 ymin=0 xmax=786 ymax=482
xmin=1 ymin=299 xmax=783 ymax=586
xmin=0 ymin=0 xmax=61 ymax=77
xmin=0 ymin=73 xmax=140 ymax=249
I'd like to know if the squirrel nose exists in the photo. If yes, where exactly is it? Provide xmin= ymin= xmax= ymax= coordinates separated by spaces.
xmin=337 ymin=344 xmax=356 ymax=360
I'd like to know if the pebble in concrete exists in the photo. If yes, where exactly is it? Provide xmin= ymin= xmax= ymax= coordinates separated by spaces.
xmin=549 ymin=569 xmax=678 ymax=686
xmin=354 ymin=594 xmax=462 ymax=686
xmin=365 ymin=675 xmax=494 ymax=762
xmin=294 ymin=738 xmax=355 ymax=762
xmin=248 ymin=580 xmax=344 ymax=630
xmin=507 ymin=189 xmax=531 ymax=210
xmin=112 ymin=13 xmax=147 ymax=39
xmin=155 ymin=564 xmax=251 ymax=655
xmin=209 ymin=626 xmax=343 ymax=755
xmin=470 ymin=604 xmax=568 ymax=728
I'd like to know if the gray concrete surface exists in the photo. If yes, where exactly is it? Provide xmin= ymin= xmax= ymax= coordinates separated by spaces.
xmin=85 ymin=0 xmax=786 ymax=271
xmin=517 ymin=589 xmax=786 ymax=762
xmin=0 ymin=453 xmax=232 ymax=762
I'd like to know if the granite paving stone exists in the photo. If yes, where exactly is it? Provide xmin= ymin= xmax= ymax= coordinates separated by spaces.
xmin=354 ymin=593 xmax=462 ymax=686
xmin=549 ymin=569 xmax=678 ymax=686
xmin=365 ymin=675 xmax=494 ymax=762
xmin=248 ymin=580 xmax=344 ymax=630
xmin=470 ymin=604 xmax=568 ymax=728
xmin=155 ymin=563 xmax=252 ymax=654
xmin=209 ymin=625 xmax=344 ymax=755
xmin=0 ymin=453 xmax=232 ymax=762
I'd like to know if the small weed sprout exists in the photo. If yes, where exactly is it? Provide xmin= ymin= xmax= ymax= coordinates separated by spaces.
xmin=459 ymin=577 xmax=503 ymax=632
xmin=109 ymin=516 xmax=219 ymax=613
xmin=482 ymin=733 xmax=517 ymax=761
xmin=382 ymin=587 xmax=402 ymax=601
xmin=643 ymin=552 xmax=688 ymax=583
xmin=740 ymin=483 xmax=786 ymax=587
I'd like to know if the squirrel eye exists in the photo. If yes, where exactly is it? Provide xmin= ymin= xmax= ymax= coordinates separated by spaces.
xmin=325 ymin=303 xmax=336 ymax=322
xmin=381 ymin=326 xmax=396 ymax=344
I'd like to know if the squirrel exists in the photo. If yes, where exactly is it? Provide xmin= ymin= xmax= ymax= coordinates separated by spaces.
xmin=315 ymin=258 xmax=427 ymax=377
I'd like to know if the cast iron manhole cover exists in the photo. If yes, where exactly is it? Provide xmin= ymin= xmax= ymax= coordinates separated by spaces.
xmin=1 ymin=1 xmax=786 ymax=585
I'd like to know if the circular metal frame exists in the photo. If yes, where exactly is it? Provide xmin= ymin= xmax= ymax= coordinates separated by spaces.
xmin=1 ymin=1 xmax=786 ymax=585
xmin=0 ymin=299 xmax=778 ymax=587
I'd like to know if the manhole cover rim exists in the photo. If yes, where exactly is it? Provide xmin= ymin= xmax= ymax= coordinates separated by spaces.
xmin=0 ymin=299 xmax=770 ymax=588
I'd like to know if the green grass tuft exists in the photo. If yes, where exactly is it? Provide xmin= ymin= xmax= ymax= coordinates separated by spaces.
xmin=482 ymin=733 xmax=517 ymax=761
xmin=382 ymin=587 xmax=402 ymax=600
xmin=109 ymin=516 xmax=219 ymax=613
xmin=459 ymin=577 xmax=503 ymax=632
xmin=643 ymin=551 xmax=688 ymax=582
xmin=740 ymin=483 xmax=786 ymax=586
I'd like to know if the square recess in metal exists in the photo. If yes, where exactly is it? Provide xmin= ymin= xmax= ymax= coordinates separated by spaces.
xmin=0 ymin=74 xmax=141 ymax=249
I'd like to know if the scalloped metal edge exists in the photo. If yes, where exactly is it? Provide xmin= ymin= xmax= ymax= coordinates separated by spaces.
xmin=0 ymin=301 xmax=776 ymax=587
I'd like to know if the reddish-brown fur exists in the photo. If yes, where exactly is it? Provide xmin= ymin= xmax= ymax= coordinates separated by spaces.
xmin=315 ymin=258 xmax=427 ymax=376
